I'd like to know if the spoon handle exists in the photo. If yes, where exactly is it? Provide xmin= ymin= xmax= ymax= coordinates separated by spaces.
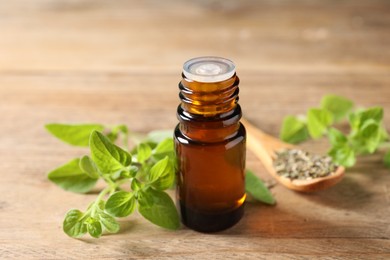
xmin=242 ymin=119 xmax=273 ymax=164
xmin=242 ymin=118 xmax=293 ymax=159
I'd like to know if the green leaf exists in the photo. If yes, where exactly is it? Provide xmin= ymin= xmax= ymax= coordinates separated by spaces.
xmin=137 ymin=189 xmax=154 ymax=207
xmin=354 ymin=119 xmax=381 ymax=154
xmin=348 ymin=113 xmax=359 ymax=132
xmin=149 ymin=156 xmax=175 ymax=190
xmin=113 ymin=166 xmax=138 ymax=180
xmin=107 ymin=124 xmax=129 ymax=143
xmin=98 ymin=211 xmax=120 ymax=233
xmin=152 ymin=170 xmax=175 ymax=191
xmin=138 ymin=188 xmax=180 ymax=230
xmin=279 ymin=116 xmax=309 ymax=144
xmin=63 ymin=209 xmax=87 ymax=238
xmin=137 ymin=143 xmax=152 ymax=163
xmin=131 ymin=178 xmax=142 ymax=191
xmin=380 ymin=127 xmax=389 ymax=142
xmin=153 ymin=139 xmax=176 ymax=162
xmin=348 ymin=108 xmax=384 ymax=155
xmin=86 ymin=217 xmax=102 ymax=238
xmin=128 ymin=166 xmax=139 ymax=177
xmin=89 ymin=199 xmax=120 ymax=234
xmin=149 ymin=156 xmax=170 ymax=182
xmin=153 ymin=138 xmax=177 ymax=175
xmin=359 ymin=107 xmax=384 ymax=123
xmin=90 ymin=131 xmax=132 ymax=173
xmin=245 ymin=170 xmax=275 ymax=205
xmin=320 ymin=95 xmax=354 ymax=122
xmin=113 ymin=124 xmax=129 ymax=137
xmin=105 ymin=191 xmax=136 ymax=217
xmin=45 ymin=123 xmax=104 ymax=147
xmin=79 ymin=155 xmax=100 ymax=178
xmin=349 ymin=107 xmax=384 ymax=132
xmin=384 ymin=151 xmax=390 ymax=169
xmin=48 ymin=158 xmax=98 ymax=193
xmin=328 ymin=128 xmax=347 ymax=146
xmin=307 ymin=108 xmax=333 ymax=139
xmin=130 ymin=141 xmax=157 ymax=155
xmin=147 ymin=130 xmax=173 ymax=143
xmin=95 ymin=199 xmax=106 ymax=210
xmin=328 ymin=144 xmax=356 ymax=167
xmin=154 ymin=138 xmax=174 ymax=155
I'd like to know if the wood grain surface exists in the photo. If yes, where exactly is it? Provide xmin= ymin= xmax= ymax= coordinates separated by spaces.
xmin=0 ymin=0 xmax=389 ymax=259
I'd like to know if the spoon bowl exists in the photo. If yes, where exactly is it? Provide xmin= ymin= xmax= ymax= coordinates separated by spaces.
xmin=242 ymin=118 xmax=345 ymax=192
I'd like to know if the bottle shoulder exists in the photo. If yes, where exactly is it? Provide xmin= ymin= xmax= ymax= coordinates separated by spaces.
xmin=174 ymin=122 xmax=246 ymax=146
xmin=177 ymin=104 xmax=242 ymax=127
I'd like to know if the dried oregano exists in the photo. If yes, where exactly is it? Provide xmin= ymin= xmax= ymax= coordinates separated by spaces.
xmin=273 ymin=149 xmax=337 ymax=180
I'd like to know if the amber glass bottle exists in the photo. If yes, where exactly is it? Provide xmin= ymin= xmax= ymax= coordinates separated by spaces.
xmin=174 ymin=57 xmax=246 ymax=232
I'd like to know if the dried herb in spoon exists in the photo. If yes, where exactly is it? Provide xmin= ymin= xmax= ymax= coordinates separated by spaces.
xmin=273 ymin=149 xmax=337 ymax=180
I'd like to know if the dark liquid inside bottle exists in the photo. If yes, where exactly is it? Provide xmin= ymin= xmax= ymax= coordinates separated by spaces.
xmin=174 ymin=57 xmax=246 ymax=232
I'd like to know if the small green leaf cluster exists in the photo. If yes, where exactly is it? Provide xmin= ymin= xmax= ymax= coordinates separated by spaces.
xmin=280 ymin=95 xmax=390 ymax=168
xmin=46 ymin=124 xmax=179 ymax=238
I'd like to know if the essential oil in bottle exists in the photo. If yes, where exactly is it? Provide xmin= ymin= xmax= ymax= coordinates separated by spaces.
xmin=174 ymin=56 xmax=246 ymax=232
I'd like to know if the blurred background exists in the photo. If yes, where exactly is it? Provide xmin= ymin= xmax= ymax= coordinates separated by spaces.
xmin=1 ymin=0 xmax=390 ymax=72
xmin=1 ymin=0 xmax=389 ymax=134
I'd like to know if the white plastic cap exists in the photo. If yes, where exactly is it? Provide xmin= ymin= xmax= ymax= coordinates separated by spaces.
xmin=182 ymin=56 xmax=236 ymax=83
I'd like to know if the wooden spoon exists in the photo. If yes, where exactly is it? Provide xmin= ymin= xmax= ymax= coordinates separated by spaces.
xmin=242 ymin=118 xmax=345 ymax=192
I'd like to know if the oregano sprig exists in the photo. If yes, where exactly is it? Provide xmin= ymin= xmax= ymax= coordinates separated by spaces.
xmin=46 ymin=123 xmax=275 ymax=238
xmin=47 ymin=124 xmax=180 ymax=238
xmin=280 ymin=95 xmax=390 ymax=168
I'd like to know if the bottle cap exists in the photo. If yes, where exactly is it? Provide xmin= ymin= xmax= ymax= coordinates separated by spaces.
xmin=183 ymin=56 xmax=236 ymax=83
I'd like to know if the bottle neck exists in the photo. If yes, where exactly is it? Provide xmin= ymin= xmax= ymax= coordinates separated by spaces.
xmin=179 ymin=74 xmax=239 ymax=116
xmin=177 ymin=74 xmax=241 ymax=142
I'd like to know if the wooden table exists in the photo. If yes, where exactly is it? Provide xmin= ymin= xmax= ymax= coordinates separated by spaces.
xmin=1 ymin=0 xmax=389 ymax=259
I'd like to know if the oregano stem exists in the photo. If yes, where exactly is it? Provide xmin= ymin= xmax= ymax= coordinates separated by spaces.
xmin=96 ymin=186 xmax=114 ymax=202
xmin=102 ymin=175 xmax=115 ymax=187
